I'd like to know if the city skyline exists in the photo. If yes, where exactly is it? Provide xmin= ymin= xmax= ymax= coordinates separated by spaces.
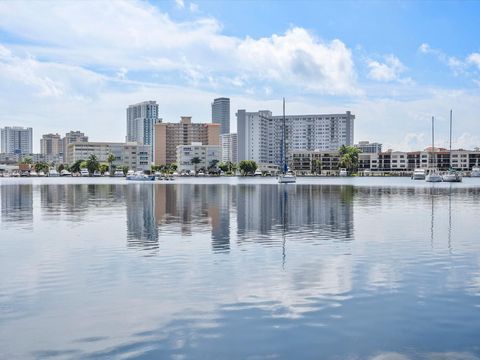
xmin=1 ymin=1 xmax=480 ymax=152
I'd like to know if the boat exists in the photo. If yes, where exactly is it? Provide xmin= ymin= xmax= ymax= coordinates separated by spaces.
xmin=442 ymin=110 xmax=462 ymax=183
xmin=48 ymin=169 xmax=60 ymax=177
xmin=30 ymin=171 xmax=38 ymax=177
xmin=339 ymin=168 xmax=348 ymax=177
xmin=126 ymin=171 xmax=155 ymax=181
xmin=93 ymin=170 xmax=101 ymax=177
xmin=197 ymin=171 xmax=205 ymax=177
xmin=278 ymin=98 xmax=296 ymax=184
xmin=472 ymin=166 xmax=480 ymax=177
xmin=60 ymin=169 xmax=71 ymax=177
xmin=114 ymin=170 xmax=125 ymax=177
xmin=254 ymin=169 xmax=262 ymax=176
xmin=426 ymin=116 xmax=443 ymax=183
xmin=38 ymin=171 xmax=45 ymax=177
xmin=104 ymin=171 xmax=110 ymax=177
xmin=412 ymin=168 xmax=426 ymax=180
xmin=80 ymin=168 xmax=90 ymax=177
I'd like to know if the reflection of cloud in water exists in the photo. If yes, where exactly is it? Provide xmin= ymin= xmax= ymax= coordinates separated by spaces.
xmin=368 ymin=263 xmax=402 ymax=290
xmin=371 ymin=353 xmax=410 ymax=360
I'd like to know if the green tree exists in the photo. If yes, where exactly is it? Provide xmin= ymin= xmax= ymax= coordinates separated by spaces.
xmin=218 ymin=162 xmax=229 ymax=172
xmin=70 ymin=160 xmax=83 ymax=174
xmin=311 ymin=159 xmax=322 ymax=175
xmin=208 ymin=159 xmax=220 ymax=174
xmin=86 ymin=154 xmax=100 ymax=176
xmin=34 ymin=162 xmax=49 ymax=173
xmin=238 ymin=160 xmax=257 ymax=176
xmin=21 ymin=157 xmax=33 ymax=164
xmin=191 ymin=157 xmax=201 ymax=175
xmin=99 ymin=163 xmax=109 ymax=174
xmin=339 ymin=146 xmax=360 ymax=172
xmin=57 ymin=164 xmax=65 ymax=172
xmin=107 ymin=153 xmax=116 ymax=175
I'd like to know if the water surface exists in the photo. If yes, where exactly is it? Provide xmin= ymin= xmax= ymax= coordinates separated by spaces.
xmin=1 ymin=178 xmax=480 ymax=359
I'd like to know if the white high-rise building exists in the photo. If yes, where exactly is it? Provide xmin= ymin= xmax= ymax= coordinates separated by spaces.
xmin=1 ymin=126 xmax=33 ymax=154
xmin=237 ymin=110 xmax=355 ymax=164
xmin=126 ymin=101 xmax=161 ymax=147
xmin=220 ymin=133 xmax=238 ymax=164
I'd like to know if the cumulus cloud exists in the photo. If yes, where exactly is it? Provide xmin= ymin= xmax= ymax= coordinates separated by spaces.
xmin=367 ymin=55 xmax=406 ymax=82
xmin=467 ymin=53 xmax=480 ymax=69
xmin=418 ymin=43 xmax=480 ymax=77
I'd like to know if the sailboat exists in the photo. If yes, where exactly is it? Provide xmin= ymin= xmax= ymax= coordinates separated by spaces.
xmin=278 ymin=98 xmax=296 ymax=184
xmin=425 ymin=116 xmax=443 ymax=182
xmin=442 ymin=110 xmax=462 ymax=182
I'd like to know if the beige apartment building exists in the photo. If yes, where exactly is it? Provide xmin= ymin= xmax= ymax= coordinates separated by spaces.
xmin=154 ymin=116 xmax=220 ymax=165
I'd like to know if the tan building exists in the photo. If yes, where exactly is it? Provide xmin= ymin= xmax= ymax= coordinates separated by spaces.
xmin=40 ymin=133 xmax=63 ymax=158
xmin=63 ymin=131 xmax=88 ymax=163
xmin=154 ymin=116 xmax=220 ymax=165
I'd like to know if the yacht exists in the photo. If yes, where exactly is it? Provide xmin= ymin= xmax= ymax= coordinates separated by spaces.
xmin=197 ymin=171 xmax=205 ymax=177
xmin=254 ymin=169 xmax=262 ymax=176
xmin=339 ymin=168 xmax=348 ymax=177
xmin=425 ymin=116 xmax=443 ymax=183
xmin=104 ymin=171 xmax=110 ymax=177
xmin=114 ymin=170 xmax=124 ymax=177
xmin=38 ymin=171 xmax=46 ymax=177
xmin=93 ymin=170 xmax=101 ymax=177
xmin=412 ymin=168 xmax=426 ymax=180
xmin=80 ymin=168 xmax=89 ymax=177
xmin=126 ymin=171 xmax=155 ymax=181
xmin=442 ymin=110 xmax=462 ymax=183
xmin=278 ymin=98 xmax=296 ymax=184
xmin=471 ymin=166 xmax=480 ymax=177
xmin=30 ymin=171 xmax=38 ymax=177
xmin=60 ymin=169 xmax=71 ymax=177
xmin=48 ymin=169 xmax=60 ymax=177
xmin=278 ymin=170 xmax=297 ymax=184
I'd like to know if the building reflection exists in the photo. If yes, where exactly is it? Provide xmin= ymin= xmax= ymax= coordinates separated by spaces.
xmin=1 ymin=184 xmax=33 ymax=226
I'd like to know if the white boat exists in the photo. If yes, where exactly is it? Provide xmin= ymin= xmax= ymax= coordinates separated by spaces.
xmin=278 ymin=170 xmax=296 ymax=184
xmin=442 ymin=171 xmax=462 ymax=182
xmin=93 ymin=170 xmax=101 ymax=177
xmin=471 ymin=166 xmax=480 ymax=177
xmin=126 ymin=171 xmax=155 ymax=181
xmin=114 ymin=170 xmax=124 ymax=177
xmin=38 ymin=171 xmax=45 ymax=177
xmin=442 ymin=110 xmax=462 ymax=183
xmin=104 ymin=171 xmax=110 ymax=177
xmin=30 ymin=171 xmax=38 ymax=177
xmin=80 ymin=168 xmax=89 ymax=177
xmin=197 ymin=171 xmax=205 ymax=177
xmin=254 ymin=169 xmax=262 ymax=176
xmin=60 ymin=169 xmax=71 ymax=177
xmin=339 ymin=168 xmax=348 ymax=177
xmin=48 ymin=169 xmax=60 ymax=177
xmin=412 ymin=168 xmax=426 ymax=180
xmin=425 ymin=116 xmax=442 ymax=183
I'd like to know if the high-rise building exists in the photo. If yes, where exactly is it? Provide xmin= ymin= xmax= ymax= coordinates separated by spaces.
xmin=126 ymin=101 xmax=160 ymax=146
xmin=237 ymin=110 xmax=355 ymax=165
xmin=1 ymin=126 xmax=33 ymax=154
xmin=63 ymin=131 xmax=88 ymax=163
xmin=355 ymin=141 xmax=382 ymax=154
xmin=220 ymin=133 xmax=238 ymax=164
xmin=212 ymin=97 xmax=230 ymax=134
xmin=154 ymin=116 xmax=220 ymax=165
xmin=40 ymin=133 xmax=63 ymax=158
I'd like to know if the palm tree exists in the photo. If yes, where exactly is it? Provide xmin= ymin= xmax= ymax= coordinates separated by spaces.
xmin=311 ymin=159 xmax=322 ymax=175
xmin=191 ymin=157 xmax=201 ymax=175
xmin=21 ymin=157 xmax=33 ymax=165
xmin=86 ymin=154 xmax=100 ymax=176
xmin=107 ymin=153 xmax=115 ymax=176
xmin=70 ymin=159 xmax=83 ymax=174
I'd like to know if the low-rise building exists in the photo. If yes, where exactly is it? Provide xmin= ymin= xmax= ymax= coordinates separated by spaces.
xmin=290 ymin=150 xmax=341 ymax=173
xmin=67 ymin=142 xmax=151 ymax=171
xmin=176 ymin=143 xmax=221 ymax=173
xmin=355 ymin=141 xmax=382 ymax=154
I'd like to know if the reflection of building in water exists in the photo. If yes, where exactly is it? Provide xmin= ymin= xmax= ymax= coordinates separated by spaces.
xmin=126 ymin=184 xmax=158 ymax=248
xmin=145 ymin=184 xmax=233 ymax=252
xmin=236 ymin=185 xmax=354 ymax=241
xmin=1 ymin=184 xmax=33 ymax=225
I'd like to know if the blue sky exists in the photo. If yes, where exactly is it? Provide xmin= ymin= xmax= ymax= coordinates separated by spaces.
xmin=0 ymin=0 xmax=479 ymax=152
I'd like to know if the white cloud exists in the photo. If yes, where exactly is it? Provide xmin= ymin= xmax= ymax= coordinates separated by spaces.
xmin=189 ymin=2 xmax=199 ymax=12
xmin=467 ymin=52 xmax=480 ymax=69
xmin=367 ymin=55 xmax=406 ymax=82
xmin=175 ymin=0 xmax=185 ymax=9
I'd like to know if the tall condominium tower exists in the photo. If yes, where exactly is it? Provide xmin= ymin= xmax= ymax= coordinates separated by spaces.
xmin=40 ymin=133 xmax=63 ymax=157
xmin=126 ymin=101 xmax=161 ymax=146
xmin=237 ymin=110 xmax=355 ymax=164
xmin=1 ymin=126 xmax=33 ymax=154
xmin=220 ymin=133 xmax=238 ymax=164
xmin=211 ymin=97 xmax=230 ymax=134
xmin=154 ymin=116 xmax=220 ymax=165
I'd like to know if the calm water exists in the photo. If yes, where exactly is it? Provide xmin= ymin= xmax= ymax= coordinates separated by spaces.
xmin=1 ymin=177 xmax=480 ymax=359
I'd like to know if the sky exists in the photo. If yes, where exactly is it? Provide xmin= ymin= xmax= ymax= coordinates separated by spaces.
xmin=1 ymin=0 xmax=480 ymax=153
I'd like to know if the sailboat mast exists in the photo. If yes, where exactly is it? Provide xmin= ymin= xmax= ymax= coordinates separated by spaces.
xmin=283 ymin=97 xmax=286 ymax=174
xmin=431 ymin=116 xmax=434 ymax=168
xmin=449 ymin=110 xmax=453 ymax=168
